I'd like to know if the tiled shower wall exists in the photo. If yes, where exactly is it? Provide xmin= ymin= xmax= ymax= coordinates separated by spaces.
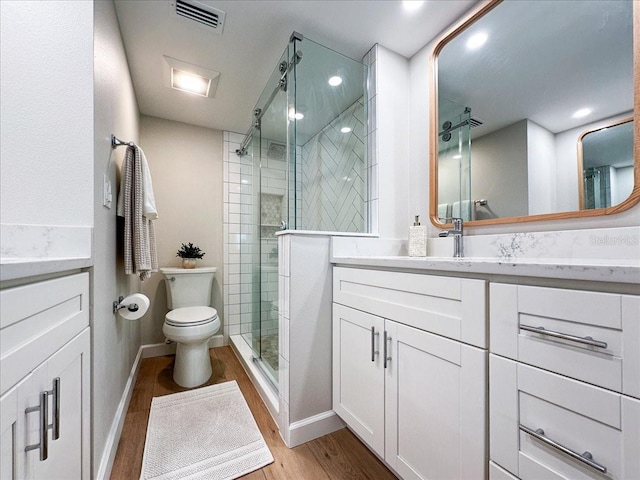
xmin=223 ymin=132 xmax=291 ymax=341
xmin=301 ymin=98 xmax=366 ymax=232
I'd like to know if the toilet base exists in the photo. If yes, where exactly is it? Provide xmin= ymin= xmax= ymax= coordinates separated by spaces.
xmin=173 ymin=340 xmax=212 ymax=388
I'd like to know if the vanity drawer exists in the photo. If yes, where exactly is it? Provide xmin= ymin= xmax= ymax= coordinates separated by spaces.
xmin=333 ymin=267 xmax=487 ymax=348
xmin=490 ymin=354 xmax=640 ymax=480
xmin=0 ymin=273 xmax=89 ymax=395
xmin=490 ymin=283 xmax=640 ymax=398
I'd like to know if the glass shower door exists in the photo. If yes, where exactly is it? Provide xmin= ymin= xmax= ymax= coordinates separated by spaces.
xmin=437 ymin=98 xmax=472 ymax=222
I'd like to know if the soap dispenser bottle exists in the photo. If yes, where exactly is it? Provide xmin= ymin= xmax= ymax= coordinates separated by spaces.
xmin=408 ymin=215 xmax=427 ymax=257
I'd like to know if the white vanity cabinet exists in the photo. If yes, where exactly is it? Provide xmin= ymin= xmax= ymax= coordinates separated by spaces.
xmin=489 ymin=283 xmax=640 ymax=480
xmin=0 ymin=273 xmax=91 ymax=479
xmin=332 ymin=267 xmax=488 ymax=479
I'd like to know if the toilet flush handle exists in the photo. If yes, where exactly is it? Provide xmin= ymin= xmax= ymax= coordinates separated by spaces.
xmin=168 ymin=276 xmax=175 ymax=282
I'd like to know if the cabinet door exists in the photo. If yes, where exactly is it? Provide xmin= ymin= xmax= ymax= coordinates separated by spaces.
xmin=1 ymin=382 xmax=24 ymax=480
xmin=332 ymin=304 xmax=385 ymax=456
xmin=21 ymin=328 xmax=91 ymax=480
xmin=385 ymin=320 xmax=487 ymax=480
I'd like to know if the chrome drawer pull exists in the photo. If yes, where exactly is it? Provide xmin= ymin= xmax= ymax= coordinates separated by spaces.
xmin=25 ymin=391 xmax=49 ymax=461
xmin=370 ymin=327 xmax=379 ymax=362
xmin=383 ymin=331 xmax=392 ymax=369
xmin=49 ymin=377 xmax=60 ymax=440
xmin=520 ymin=425 xmax=607 ymax=474
xmin=520 ymin=324 xmax=607 ymax=349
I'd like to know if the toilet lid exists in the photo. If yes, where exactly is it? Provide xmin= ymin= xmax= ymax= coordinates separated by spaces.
xmin=165 ymin=306 xmax=218 ymax=327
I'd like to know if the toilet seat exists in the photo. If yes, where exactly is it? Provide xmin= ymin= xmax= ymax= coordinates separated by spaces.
xmin=165 ymin=306 xmax=218 ymax=327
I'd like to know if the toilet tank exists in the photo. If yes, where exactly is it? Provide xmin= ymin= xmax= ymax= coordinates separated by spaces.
xmin=160 ymin=267 xmax=217 ymax=309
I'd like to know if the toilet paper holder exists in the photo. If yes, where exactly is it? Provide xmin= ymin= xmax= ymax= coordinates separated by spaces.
xmin=113 ymin=296 xmax=139 ymax=314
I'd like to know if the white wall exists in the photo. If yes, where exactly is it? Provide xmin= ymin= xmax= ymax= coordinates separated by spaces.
xmin=613 ymin=165 xmax=635 ymax=205
xmin=139 ymin=116 xmax=224 ymax=345
xmin=0 ymin=0 xmax=93 ymax=226
xmin=472 ymin=120 xmax=529 ymax=219
xmin=93 ymin=1 xmax=141 ymax=477
xmin=376 ymin=46 xmax=410 ymax=239
xmin=527 ymin=120 xmax=556 ymax=215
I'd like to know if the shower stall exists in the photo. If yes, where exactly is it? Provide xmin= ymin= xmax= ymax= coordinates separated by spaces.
xmin=231 ymin=33 xmax=366 ymax=390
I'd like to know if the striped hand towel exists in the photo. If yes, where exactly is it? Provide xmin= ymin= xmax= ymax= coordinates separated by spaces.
xmin=117 ymin=145 xmax=158 ymax=281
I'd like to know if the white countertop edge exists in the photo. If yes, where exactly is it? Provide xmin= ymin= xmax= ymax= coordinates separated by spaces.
xmin=1 ymin=257 xmax=93 ymax=282
xmin=330 ymin=255 xmax=640 ymax=284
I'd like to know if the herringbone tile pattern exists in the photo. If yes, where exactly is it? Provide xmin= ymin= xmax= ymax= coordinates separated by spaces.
xmin=301 ymin=99 xmax=365 ymax=232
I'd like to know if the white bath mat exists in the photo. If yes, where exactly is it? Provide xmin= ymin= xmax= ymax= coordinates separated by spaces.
xmin=140 ymin=381 xmax=273 ymax=480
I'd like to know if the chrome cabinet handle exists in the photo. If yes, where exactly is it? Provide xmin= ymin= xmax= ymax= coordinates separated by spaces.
xmin=50 ymin=377 xmax=60 ymax=440
xmin=520 ymin=425 xmax=607 ymax=474
xmin=25 ymin=391 xmax=49 ymax=461
xmin=383 ymin=331 xmax=392 ymax=369
xmin=370 ymin=327 xmax=379 ymax=362
xmin=520 ymin=324 xmax=607 ymax=349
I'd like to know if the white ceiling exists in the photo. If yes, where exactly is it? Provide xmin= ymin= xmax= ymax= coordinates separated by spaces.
xmin=113 ymin=0 xmax=475 ymax=136
xmin=438 ymin=0 xmax=634 ymax=138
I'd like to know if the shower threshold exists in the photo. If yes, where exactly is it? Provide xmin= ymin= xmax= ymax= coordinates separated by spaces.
xmin=229 ymin=334 xmax=279 ymax=422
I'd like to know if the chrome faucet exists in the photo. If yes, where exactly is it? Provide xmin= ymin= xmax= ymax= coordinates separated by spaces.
xmin=439 ymin=217 xmax=464 ymax=258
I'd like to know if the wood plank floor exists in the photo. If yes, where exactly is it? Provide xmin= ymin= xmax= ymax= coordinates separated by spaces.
xmin=110 ymin=346 xmax=397 ymax=479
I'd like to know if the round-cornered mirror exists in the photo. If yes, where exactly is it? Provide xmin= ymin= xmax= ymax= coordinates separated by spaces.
xmin=429 ymin=0 xmax=639 ymax=227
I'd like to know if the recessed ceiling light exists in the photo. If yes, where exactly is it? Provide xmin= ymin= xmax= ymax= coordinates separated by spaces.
xmin=572 ymin=108 xmax=592 ymax=119
xmin=171 ymin=68 xmax=211 ymax=96
xmin=340 ymin=127 xmax=352 ymax=133
xmin=328 ymin=76 xmax=343 ymax=87
xmin=452 ymin=154 xmax=462 ymax=159
xmin=163 ymin=56 xmax=220 ymax=98
xmin=466 ymin=32 xmax=488 ymax=50
xmin=288 ymin=108 xmax=304 ymax=120
xmin=402 ymin=1 xmax=425 ymax=12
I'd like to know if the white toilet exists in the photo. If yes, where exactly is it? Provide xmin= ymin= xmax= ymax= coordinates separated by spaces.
xmin=160 ymin=267 xmax=220 ymax=388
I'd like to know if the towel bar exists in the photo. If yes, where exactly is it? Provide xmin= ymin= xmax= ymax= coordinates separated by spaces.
xmin=111 ymin=134 xmax=135 ymax=149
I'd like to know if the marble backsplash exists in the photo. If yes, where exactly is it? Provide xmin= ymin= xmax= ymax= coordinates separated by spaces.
xmin=332 ymin=226 xmax=639 ymax=263
xmin=1 ymin=223 xmax=92 ymax=259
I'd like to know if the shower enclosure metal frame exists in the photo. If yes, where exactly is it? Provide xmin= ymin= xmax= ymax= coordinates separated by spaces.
xmin=235 ymin=31 xmax=367 ymax=390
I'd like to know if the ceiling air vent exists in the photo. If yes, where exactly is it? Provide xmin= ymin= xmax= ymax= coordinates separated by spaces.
xmin=174 ymin=0 xmax=225 ymax=33
xmin=469 ymin=117 xmax=483 ymax=128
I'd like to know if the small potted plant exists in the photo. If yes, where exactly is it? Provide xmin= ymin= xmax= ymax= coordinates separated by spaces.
xmin=176 ymin=242 xmax=205 ymax=269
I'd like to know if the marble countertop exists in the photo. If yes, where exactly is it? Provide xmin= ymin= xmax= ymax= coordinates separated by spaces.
xmin=1 ymin=224 xmax=93 ymax=282
xmin=331 ymin=255 xmax=640 ymax=284
xmin=1 ymin=256 xmax=93 ymax=282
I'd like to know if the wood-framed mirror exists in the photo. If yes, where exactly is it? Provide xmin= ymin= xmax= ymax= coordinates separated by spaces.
xmin=578 ymin=117 xmax=634 ymax=211
xmin=429 ymin=0 xmax=639 ymax=228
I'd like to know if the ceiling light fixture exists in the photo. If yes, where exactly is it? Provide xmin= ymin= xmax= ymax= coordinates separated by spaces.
xmin=466 ymin=32 xmax=488 ymax=50
xmin=163 ymin=56 xmax=220 ymax=98
xmin=402 ymin=0 xmax=425 ymax=12
xmin=340 ymin=127 xmax=352 ymax=133
xmin=171 ymin=69 xmax=211 ymax=96
xmin=572 ymin=108 xmax=592 ymax=119
xmin=328 ymin=76 xmax=343 ymax=87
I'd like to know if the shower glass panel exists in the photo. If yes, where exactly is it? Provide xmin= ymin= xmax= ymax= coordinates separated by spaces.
xmin=238 ymin=34 xmax=366 ymax=391
xmin=437 ymin=98 xmax=472 ymax=221
xmin=289 ymin=36 xmax=367 ymax=231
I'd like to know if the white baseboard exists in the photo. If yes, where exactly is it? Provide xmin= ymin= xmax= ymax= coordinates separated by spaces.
xmin=287 ymin=410 xmax=345 ymax=448
xmin=95 ymin=346 xmax=143 ymax=480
